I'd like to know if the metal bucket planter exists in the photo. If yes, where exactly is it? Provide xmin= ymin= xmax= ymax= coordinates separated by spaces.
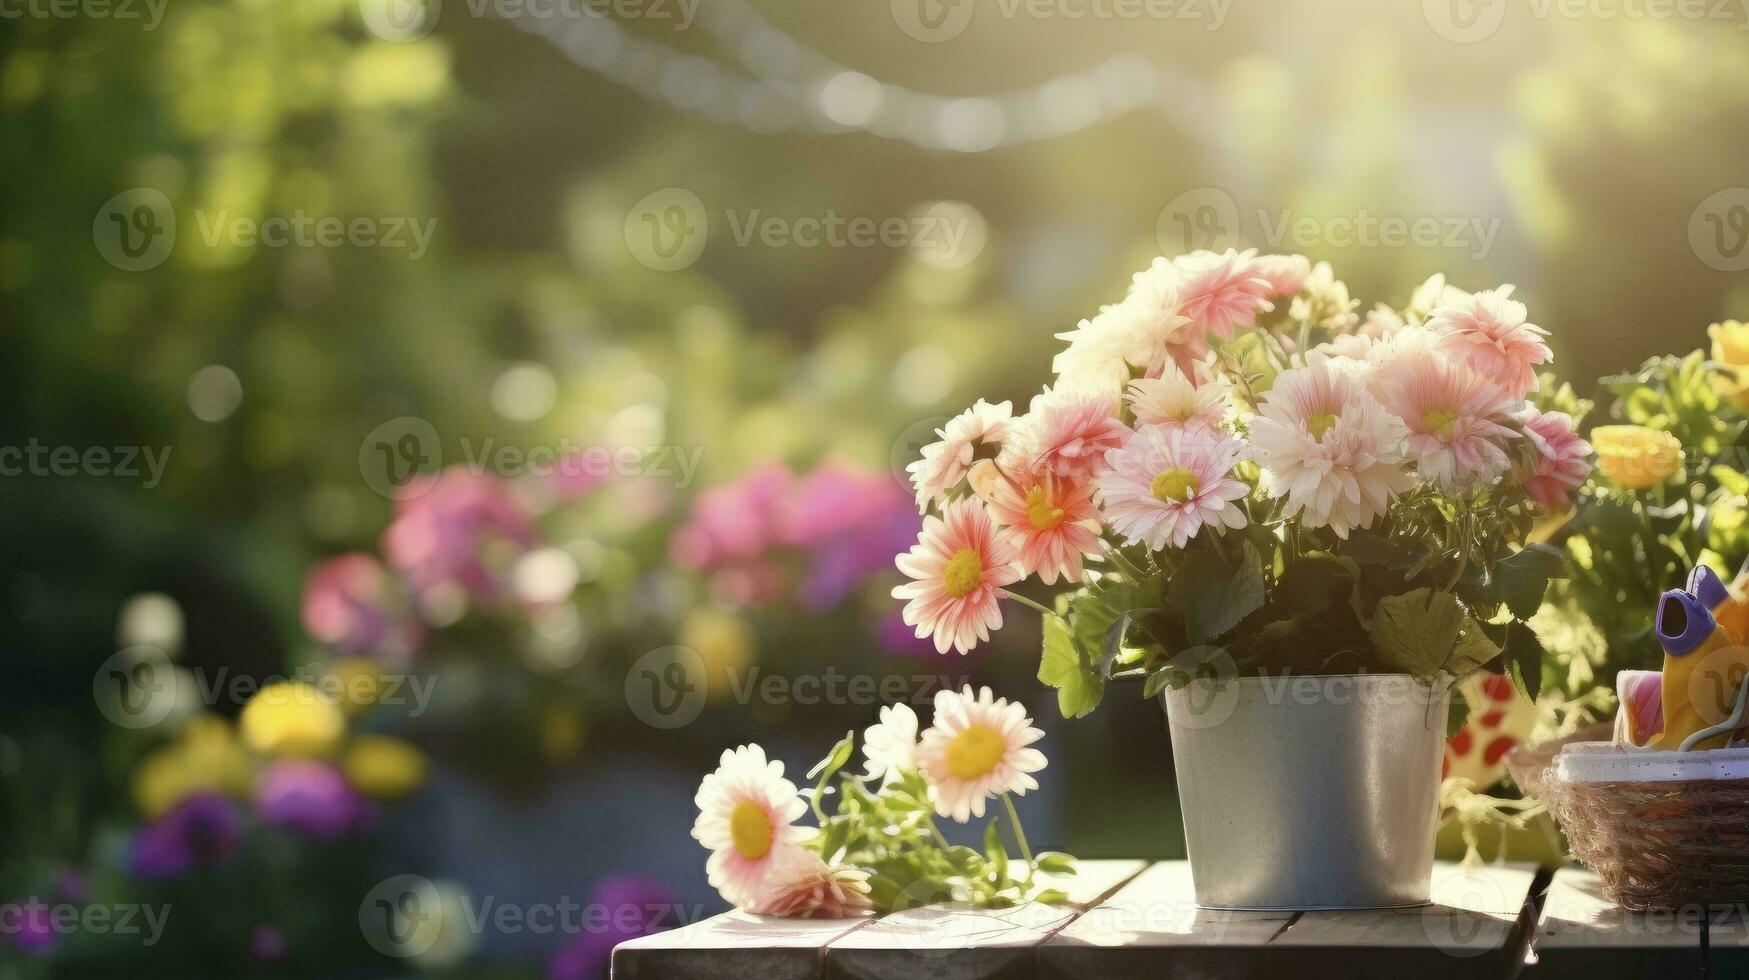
xmin=1163 ymin=673 xmax=1450 ymax=910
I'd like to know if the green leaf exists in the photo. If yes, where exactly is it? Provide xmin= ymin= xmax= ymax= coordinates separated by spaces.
xmin=807 ymin=731 xmax=856 ymax=784
xmin=1449 ymin=617 xmax=1503 ymax=675
xmin=1502 ymin=621 xmax=1546 ymax=703
xmin=1034 ymin=852 xmax=1077 ymax=876
xmin=1446 ymin=686 xmax=1471 ymax=739
xmin=983 ymin=820 xmax=1009 ymax=889
xmin=1167 ymin=540 xmax=1266 ymax=644
xmin=1032 ymin=888 xmax=1072 ymax=905
xmin=1277 ymin=552 xmax=1360 ymax=617
xmin=1039 ymin=613 xmax=1104 ymax=718
xmin=1340 ymin=531 xmax=1417 ymax=569
xmin=1141 ymin=668 xmax=1174 ymax=700
xmin=1465 ymin=544 xmax=1567 ymax=620
xmin=1366 ymin=588 xmax=1464 ymax=679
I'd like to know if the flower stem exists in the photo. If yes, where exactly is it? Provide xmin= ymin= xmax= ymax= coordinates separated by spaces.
xmin=1003 ymin=793 xmax=1036 ymax=893
xmin=1000 ymin=589 xmax=1057 ymax=619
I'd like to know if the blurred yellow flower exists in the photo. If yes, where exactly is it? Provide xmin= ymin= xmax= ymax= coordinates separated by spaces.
xmin=1710 ymin=321 xmax=1749 ymax=409
xmin=1592 ymin=425 xmax=1683 ymax=491
xmin=344 ymin=735 xmax=427 ymax=801
xmin=326 ymin=657 xmax=383 ymax=716
xmin=541 ymin=706 xmax=586 ymax=763
xmin=680 ymin=606 xmax=755 ymax=701
xmin=132 ymin=716 xmax=252 ymax=818
xmin=240 ymin=681 xmax=346 ymax=758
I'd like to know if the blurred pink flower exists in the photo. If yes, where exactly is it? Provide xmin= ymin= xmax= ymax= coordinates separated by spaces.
xmin=1519 ymin=409 xmax=1594 ymax=509
xmin=300 ymin=553 xmax=424 ymax=665
xmin=254 ymin=761 xmax=371 ymax=841
xmin=1254 ymin=253 xmax=1312 ymax=299
xmin=668 ymin=464 xmax=792 ymax=570
xmin=382 ymin=467 xmax=538 ymax=611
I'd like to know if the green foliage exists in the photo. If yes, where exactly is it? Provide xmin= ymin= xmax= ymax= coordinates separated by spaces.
xmin=1038 ymin=612 xmax=1104 ymax=720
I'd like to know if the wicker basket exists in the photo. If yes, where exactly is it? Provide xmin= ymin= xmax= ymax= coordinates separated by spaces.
xmin=1516 ymin=740 xmax=1749 ymax=909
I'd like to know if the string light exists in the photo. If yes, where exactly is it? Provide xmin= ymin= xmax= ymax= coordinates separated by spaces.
xmin=501 ymin=0 xmax=1212 ymax=152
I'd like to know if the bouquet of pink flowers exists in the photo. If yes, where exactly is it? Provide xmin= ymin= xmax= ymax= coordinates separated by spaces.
xmin=892 ymin=251 xmax=1595 ymax=718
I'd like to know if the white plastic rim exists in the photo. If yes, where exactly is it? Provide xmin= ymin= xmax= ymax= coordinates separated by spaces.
xmin=1555 ymin=741 xmax=1749 ymax=783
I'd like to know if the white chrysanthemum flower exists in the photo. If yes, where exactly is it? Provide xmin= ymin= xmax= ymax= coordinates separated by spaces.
xmin=906 ymin=399 xmax=1013 ymax=511
xmin=861 ymin=702 xmax=920 ymax=783
xmin=692 ymin=745 xmax=811 ymax=909
xmin=1250 ymin=356 xmax=1415 ymax=539
xmin=1125 ymin=360 xmax=1231 ymax=432
xmin=749 ymin=847 xmax=874 ymax=919
xmin=1289 ymin=261 xmax=1360 ymax=334
xmin=916 ymin=686 xmax=1047 ymax=823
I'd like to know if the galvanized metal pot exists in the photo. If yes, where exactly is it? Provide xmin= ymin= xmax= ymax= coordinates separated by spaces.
xmin=1162 ymin=673 xmax=1450 ymax=910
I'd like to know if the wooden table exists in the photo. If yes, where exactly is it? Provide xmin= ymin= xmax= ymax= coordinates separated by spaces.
xmin=613 ymin=860 xmax=1541 ymax=979
xmin=1526 ymin=867 xmax=1749 ymax=978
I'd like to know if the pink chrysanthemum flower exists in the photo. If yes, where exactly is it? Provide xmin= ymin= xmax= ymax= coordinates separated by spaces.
xmin=1250 ymin=356 xmax=1416 ymax=539
xmin=1096 ymin=425 xmax=1250 ymax=551
xmin=916 ymin=686 xmax=1047 ymax=823
xmin=1359 ymin=303 xmax=1406 ymax=339
xmin=1373 ymin=352 xmax=1520 ymax=492
xmin=1254 ymin=253 xmax=1313 ymax=299
xmin=1171 ymin=248 xmax=1275 ymax=342
xmin=906 ymin=399 xmax=1013 ymax=511
xmin=1518 ymin=408 xmax=1594 ymax=509
xmin=749 ymin=848 xmax=874 ymax=919
xmin=1002 ymin=386 xmax=1130 ymax=481
xmin=1053 ymin=272 xmax=1194 ymax=395
xmin=1425 ymin=286 xmax=1552 ymax=399
xmin=1125 ymin=360 xmax=1230 ymax=432
xmin=892 ymin=498 xmax=1021 ymax=655
xmin=692 ymin=745 xmax=811 ymax=910
xmin=986 ymin=470 xmax=1101 ymax=585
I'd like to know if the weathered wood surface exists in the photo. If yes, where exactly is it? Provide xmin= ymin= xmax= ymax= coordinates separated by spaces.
xmin=615 ymin=860 xmax=1540 ymax=980
xmin=1527 ymin=866 xmax=1749 ymax=978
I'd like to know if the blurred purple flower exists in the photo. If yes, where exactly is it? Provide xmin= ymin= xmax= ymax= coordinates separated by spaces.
xmin=546 ymin=875 xmax=678 ymax=980
xmin=129 ymin=792 xmax=243 ymax=879
xmin=254 ymin=760 xmax=370 ymax=841
xmin=251 ymin=924 xmax=288 ymax=961
xmin=5 ymin=901 xmax=57 ymax=957
xmin=382 ymin=467 xmax=537 ymax=609
xmin=300 ymin=553 xmax=425 ymax=666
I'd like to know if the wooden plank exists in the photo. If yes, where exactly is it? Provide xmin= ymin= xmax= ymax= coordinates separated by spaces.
xmin=822 ymin=859 xmax=1146 ymax=980
xmin=1528 ymin=867 xmax=1710 ymax=978
xmin=1044 ymin=861 xmax=1536 ymax=980
xmin=1041 ymin=860 xmax=1295 ymax=979
xmin=1269 ymin=863 xmax=1539 ymax=979
xmin=612 ymin=909 xmax=874 ymax=980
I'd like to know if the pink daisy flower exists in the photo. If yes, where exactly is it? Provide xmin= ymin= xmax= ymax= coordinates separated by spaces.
xmin=1250 ymin=357 xmax=1416 ymax=539
xmin=1096 ymin=425 xmax=1250 ymax=551
xmin=906 ymin=399 xmax=1013 ymax=512
xmin=1171 ymin=248 xmax=1275 ymax=343
xmin=748 ymin=848 xmax=874 ymax=919
xmin=916 ymin=686 xmax=1047 ymax=823
xmin=986 ymin=470 xmax=1102 ymax=585
xmin=1373 ymin=351 xmax=1520 ymax=492
xmin=691 ymin=745 xmax=811 ymax=909
xmin=1518 ymin=408 xmax=1594 ymax=509
xmin=1125 ymin=361 xmax=1229 ymax=432
xmin=892 ymin=498 xmax=1021 ymax=655
xmin=1002 ymin=386 xmax=1131 ymax=481
xmin=1425 ymin=286 xmax=1552 ymax=399
xmin=1254 ymin=253 xmax=1313 ymax=299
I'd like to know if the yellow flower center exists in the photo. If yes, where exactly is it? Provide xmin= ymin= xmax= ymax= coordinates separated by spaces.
xmin=1151 ymin=467 xmax=1200 ymax=503
xmin=1025 ymin=486 xmax=1066 ymax=530
xmin=946 ymin=725 xmax=1006 ymax=779
xmin=943 ymin=548 xmax=984 ymax=599
xmin=1307 ymin=411 xmax=1339 ymax=441
xmin=1421 ymin=409 xmax=1459 ymax=437
xmin=729 ymin=801 xmax=773 ymax=860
